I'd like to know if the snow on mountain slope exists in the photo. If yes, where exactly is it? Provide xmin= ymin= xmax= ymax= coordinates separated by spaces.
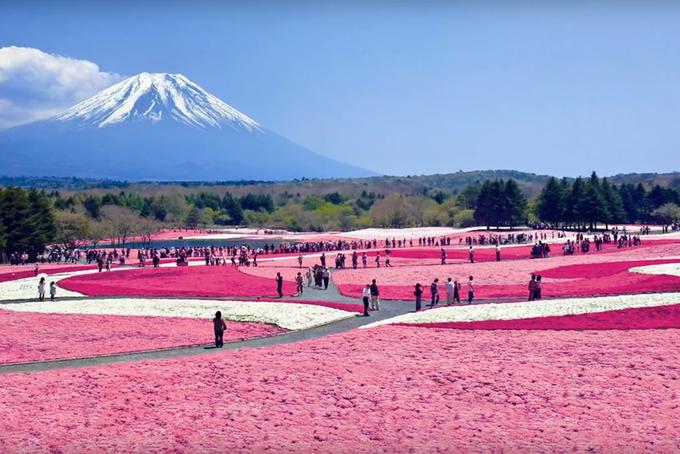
xmin=0 ymin=72 xmax=375 ymax=180
xmin=55 ymin=73 xmax=262 ymax=131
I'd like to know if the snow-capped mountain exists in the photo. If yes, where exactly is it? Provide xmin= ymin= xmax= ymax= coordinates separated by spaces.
xmin=0 ymin=73 xmax=373 ymax=181
xmin=55 ymin=73 xmax=262 ymax=131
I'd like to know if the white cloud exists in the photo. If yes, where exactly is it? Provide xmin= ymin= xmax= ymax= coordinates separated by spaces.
xmin=0 ymin=46 xmax=122 ymax=129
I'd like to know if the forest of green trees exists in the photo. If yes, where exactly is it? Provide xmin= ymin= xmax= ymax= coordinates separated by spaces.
xmin=2 ymin=171 xmax=680 ymax=259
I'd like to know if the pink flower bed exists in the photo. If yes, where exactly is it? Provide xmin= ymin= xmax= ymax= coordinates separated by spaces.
xmin=334 ymin=242 xmax=680 ymax=300
xmin=59 ymin=266 xmax=299 ymax=298
xmin=1 ymin=326 xmax=679 ymax=452
xmin=0 ymin=264 xmax=98 ymax=283
xmin=400 ymin=302 xmax=680 ymax=330
xmin=0 ymin=309 xmax=284 ymax=365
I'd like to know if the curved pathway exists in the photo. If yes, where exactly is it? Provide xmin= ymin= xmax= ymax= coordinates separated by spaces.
xmin=0 ymin=274 xmax=411 ymax=375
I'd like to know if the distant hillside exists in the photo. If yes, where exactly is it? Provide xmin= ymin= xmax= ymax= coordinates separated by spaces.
xmin=2 ymin=170 xmax=680 ymax=197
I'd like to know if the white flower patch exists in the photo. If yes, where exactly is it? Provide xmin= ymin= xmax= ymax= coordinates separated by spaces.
xmin=630 ymin=263 xmax=680 ymax=278
xmin=363 ymin=292 xmax=680 ymax=328
xmin=0 ymin=298 xmax=355 ymax=331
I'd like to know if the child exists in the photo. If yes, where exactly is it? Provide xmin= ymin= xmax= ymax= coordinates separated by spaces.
xmin=213 ymin=311 xmax=227 ymax=348
xmin=49 ymin=281 xmax=57 ymax=301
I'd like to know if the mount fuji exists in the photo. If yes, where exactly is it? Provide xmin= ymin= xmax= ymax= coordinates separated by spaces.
xmin=0 ymin=73 xmax=374 ymax=181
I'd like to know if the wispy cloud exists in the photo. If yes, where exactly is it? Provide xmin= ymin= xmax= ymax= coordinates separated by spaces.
xmin=0 ymin=46 xmax=122 ymax=130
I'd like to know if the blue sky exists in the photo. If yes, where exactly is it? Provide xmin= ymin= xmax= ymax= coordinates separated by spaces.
xmin=2 ymin=0 xmax=680 ymax=177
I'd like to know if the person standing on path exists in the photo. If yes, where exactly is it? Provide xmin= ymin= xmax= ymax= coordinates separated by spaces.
xmin=441 ymin=248 xmax=447 ymax=265
xmin=535 ymin=275 xmax=543 ymax=300
xmin=298 ymin=255 xmax=303 ymax=268
xmin=370 ymin=279 xmax=380 ymax=311
xmin=362 ymin=252 xmax=368 ymax=268
xmin=49 ymin=281 xmax=57 ymax=301
xmin=375 ymin=253 xmax=381 ymax=268
xmin=495 ymin=245 xmax=501 ymax=262
xmin=37 ymin=277 xmax=46 ymax=301
xmin=467 ymin=276 xmax=475 ymax=304
xmin=414 ymin=283 xmax=423 ymax=311
xmin=528 ymin=275 xmax=536 ymax=301
xmin=453 ymin=280 xmax=461 ymax=304
xmin=306 ymin=267 xmax=313 ymax=288
xmin=362 ymin=285 xmax=371 ymax=316
xmin=429 ymin=279 xmax=440 ymax=307
xmin=322 ymin=267 xmax=330 ymax=290
xmin=276 ymin=272 xmax=283 ymax=298
xmin=320 ymin=253 xmax=326 ymax=268
xmin=445 ymin=278 xmax=454 ymax=305
xmin=213 ymin=311 xmax=227 ymax=348
xmin=468 ymin=246 xmax=475 ymax=264
xmin=352 ymin=251 xmax=358 ymax=270
xmin=296 ymin=272 xmax=304 ymax=295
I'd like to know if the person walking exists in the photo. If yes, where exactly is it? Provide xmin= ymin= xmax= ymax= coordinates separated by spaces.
xmin=362 ymin=284 xmax=371 ymax=316
xmin=297 ymin=254 xmax=303 ymax=268
xmin=467 ymin=276 xmax=475 ymax=304
xmin=375 ymin=253 xmax=381 ymax=268
xmin=322 ymin=267 xmax=330 ymax=290
xmin=352 ymin=251 xmax=358 ymax=270
xmin=37 ymin=277 xmax=46 ymax=301
xmin=430 ymin=279 xmax=440 ymax=307
xmin=414 ymin=283 xmax=423 ymax=311
xmin=468 ymin=246 xmax=475 ymax=264
xmin=306 ymin=267 xmax=313 ymax=288
xmin=445 ymin=278 xmax=454 ymax=305
xmin=370 ymin=279 xmax=380 ymax=311
xmin=362 ymin=252 xmax=368 ymax=268
xmin=276 ymin=272 xmax=283 ymax=298
xmin=453 ymin=280 xmax=461 ymax=304
xmin=528 ymin=275 xmax=536 ymax=301
xmin=49 ymin=281 xmax=57 ymax=301
xmin=213 ymin=311 xmax=227 ymax=348
xmin=535 ymin=275 xmax=542 ymax=300
xmin=296 ymin=272 xmax=304 ymax=295
xmin=441 ymin=248 xmax=447 ymax=265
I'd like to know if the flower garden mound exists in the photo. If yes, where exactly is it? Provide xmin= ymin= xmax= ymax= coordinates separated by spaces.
xmin=333 ymin=243 xmax=680 ymax=300
xmin=2 ymin=326 xmax=679 ymax=452
xmin=364 ymin=292 xmax=680 ymax=328
xmin=0 ymin=309 xmax=283 ymax=365
xmin=0 ymin=264 xmax=100 ymax=283
xmin=399 ymin=303 xmax=680 ymax=330
xmin=59 ymin=265 xmax=298 ymax=298
xmin=1 ymin=298 xmax=356 ymax=331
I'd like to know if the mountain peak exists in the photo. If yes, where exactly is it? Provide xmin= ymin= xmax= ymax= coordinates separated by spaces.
xmin=54 ymin=72 xmax=262 ymax=131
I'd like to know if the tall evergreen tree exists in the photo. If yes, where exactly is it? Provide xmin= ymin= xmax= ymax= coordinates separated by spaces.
xmin=566 ymin=177 xmax=586 ymax=228
xmin=536 ymin=177 xmax=565 ymax=225
xmin=502 ymin=179 xmax=527 ymax=227
xmin=601 ymin=179 xmax=626 ymax=226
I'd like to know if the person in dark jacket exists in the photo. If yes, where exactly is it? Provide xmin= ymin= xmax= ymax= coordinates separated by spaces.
xmin=213 ymin=311 xmax=227 ymax=348
xmin=276 ymin=272 xmax=283 ymax=298
xmin=414 ymin=283 xmax=423 ymax=311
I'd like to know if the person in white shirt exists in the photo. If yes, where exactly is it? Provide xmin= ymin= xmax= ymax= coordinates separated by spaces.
xmin=362 ymin=285 xmax=371 ymax=316
xmin=445 ymin=278 xmax=455 ymax=304
xmin=467 ymin=276 xmax=475 ymax=304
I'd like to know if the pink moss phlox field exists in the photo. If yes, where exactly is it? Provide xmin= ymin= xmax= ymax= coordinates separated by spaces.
xmin=58 ymin=265 xmax=298 ymax=298
xmin=0 ymin=310 xmax=284 ymax=365
xmin=333 ymin=242 xmax=680 ymax=300
xmin=400 ymin=303 xmax=680 ymax=330
xmin=1 ymin=326 xmax=680 ymax=452
xmin=0 ymin=264 xmax=100 ymax=283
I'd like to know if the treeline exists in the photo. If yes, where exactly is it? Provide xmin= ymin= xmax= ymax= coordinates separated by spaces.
xmin=0 ymin=187 xmax=56 ymax=258
xmin=536 ymin=172 xmax=680 ymax=228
